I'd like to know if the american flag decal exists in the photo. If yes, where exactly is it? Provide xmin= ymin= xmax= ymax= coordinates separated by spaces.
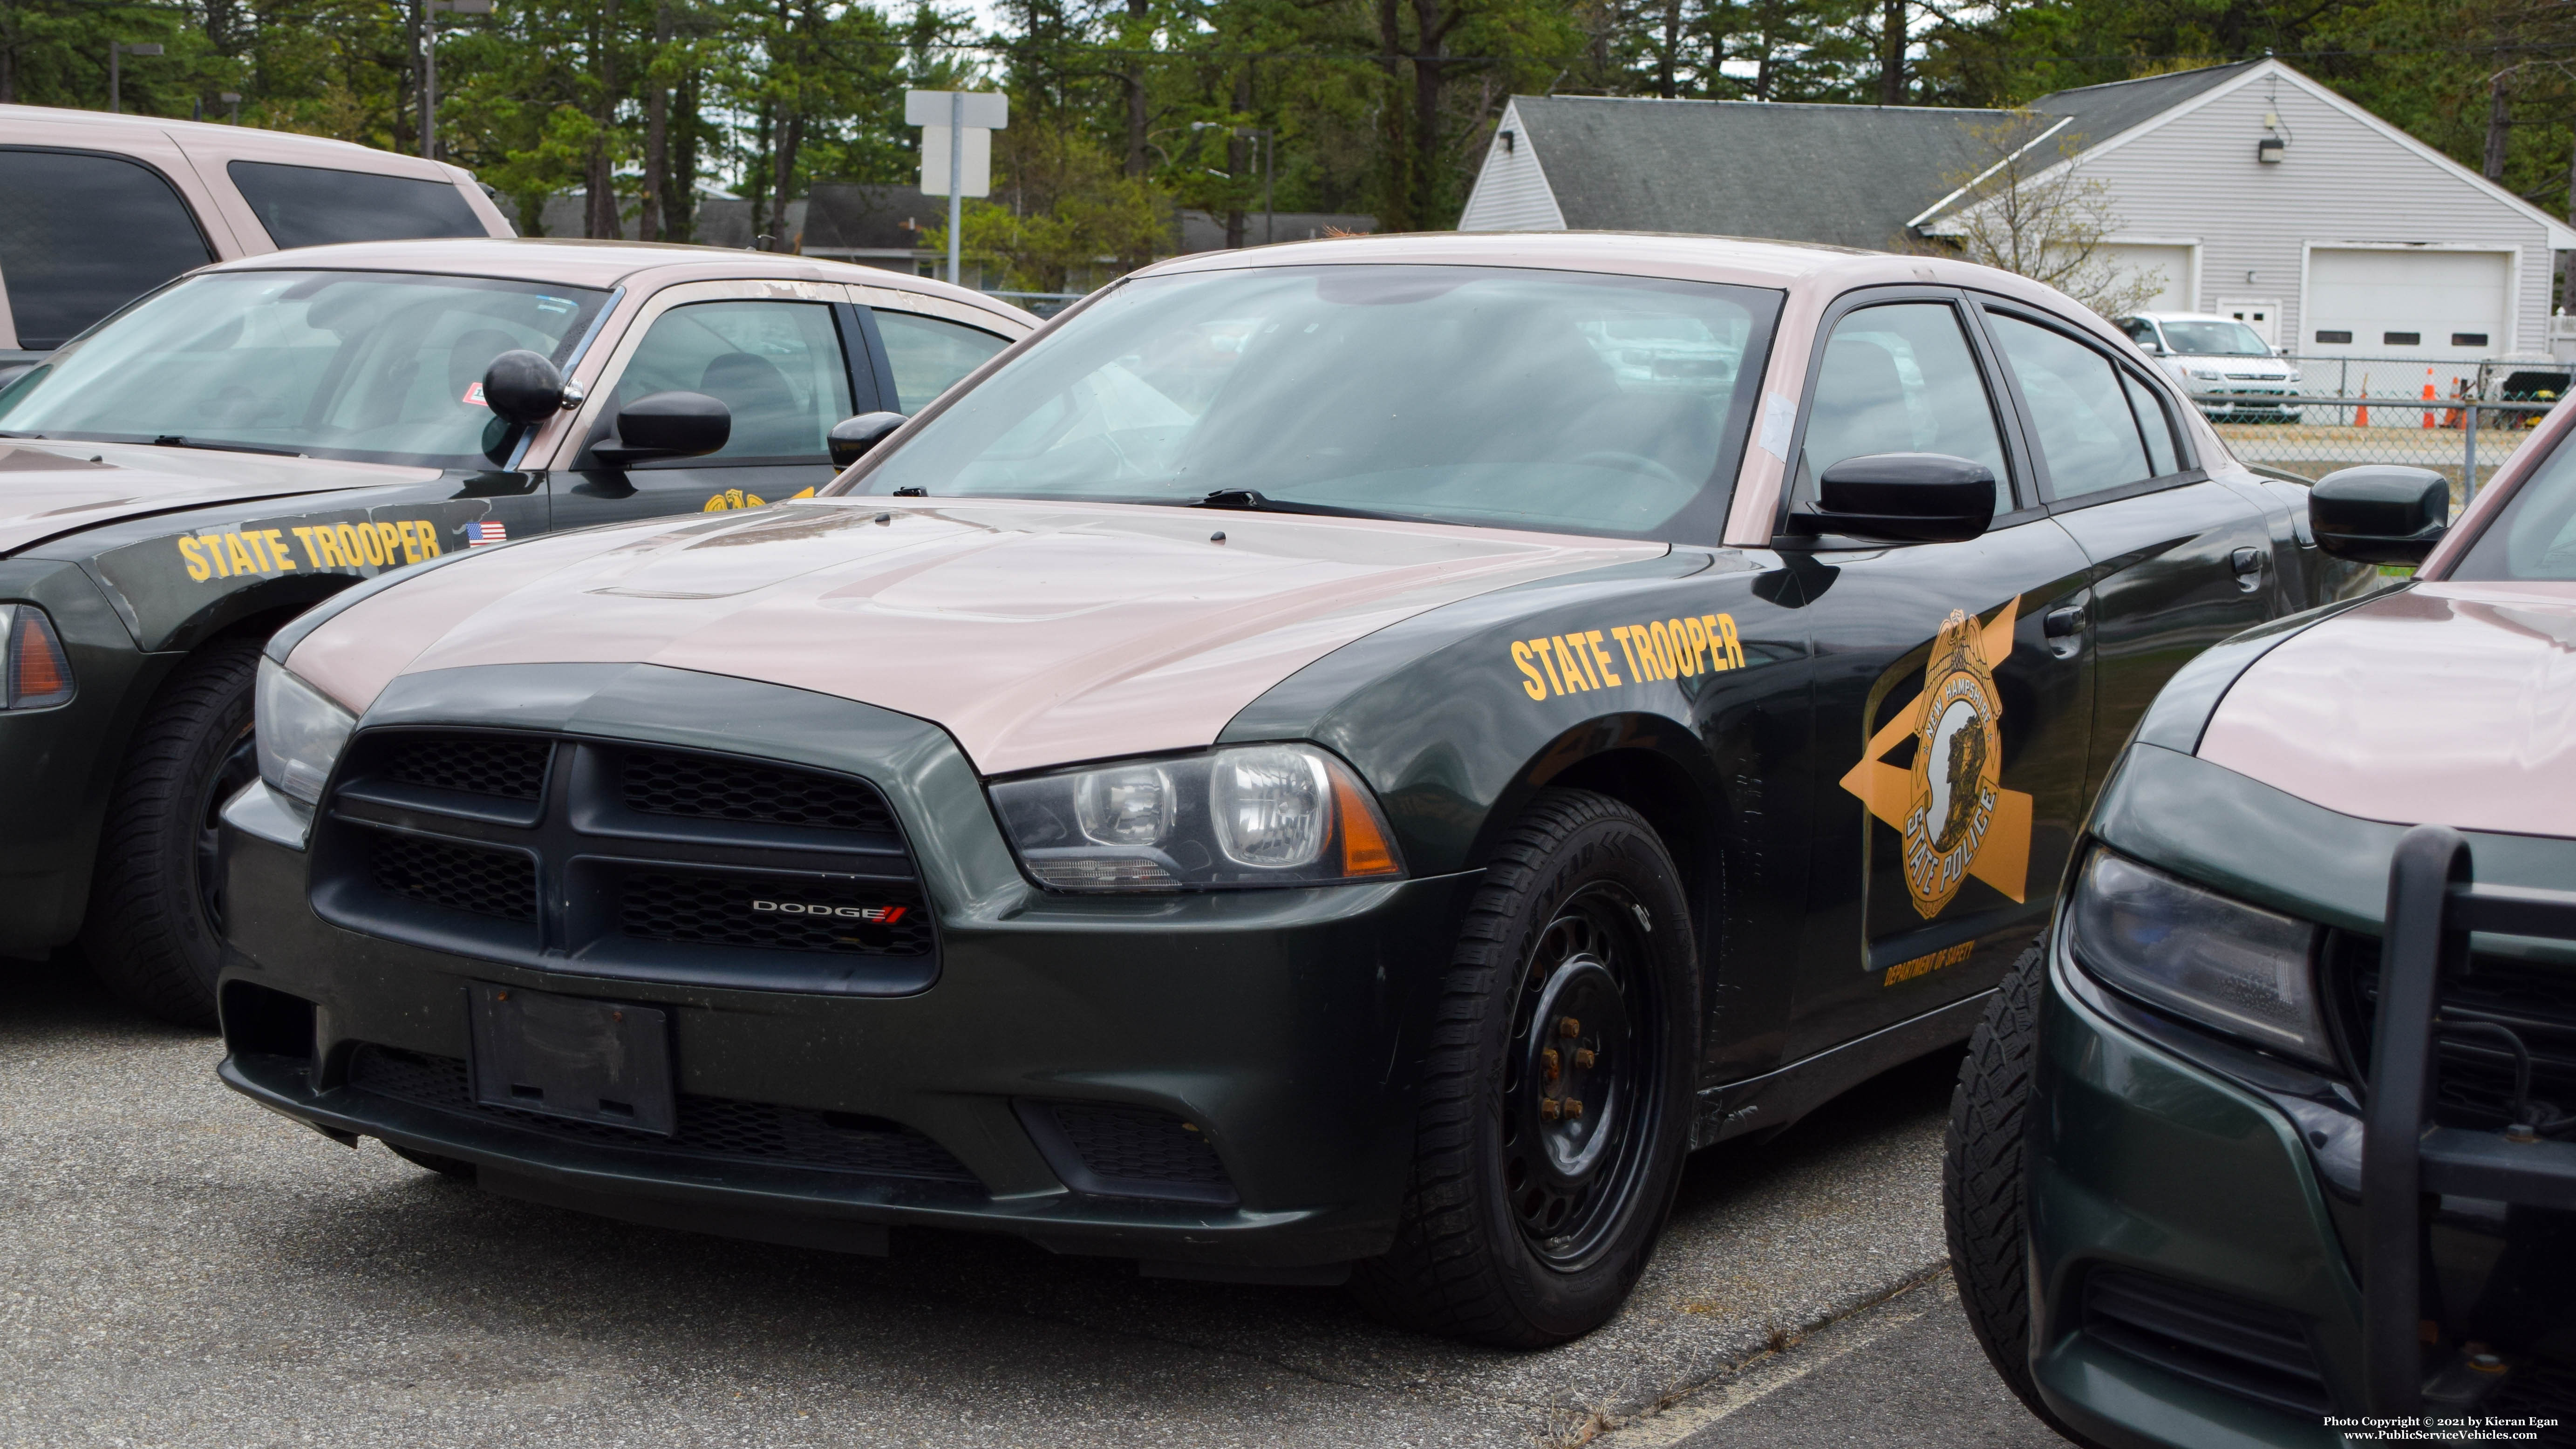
xmin=465 ymin=521 xmax=508 ymax=547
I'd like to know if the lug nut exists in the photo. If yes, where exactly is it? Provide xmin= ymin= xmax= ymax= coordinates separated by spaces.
xmin=1541 ymin=1048 xmax=1561 ymax=1082
xmin=1574 ymin=1048 xmax=1596 ymax=1069
xmin=1559 ymin=1017 xmax=1581 ymax=1039
xmin=1539 ymin=1098 xmax=1561 ymax=1121
xmin=1563 ymin=1099 xmax=1584 ymax=1117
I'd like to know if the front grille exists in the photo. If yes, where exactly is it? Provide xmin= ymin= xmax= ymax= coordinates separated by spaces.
xmin=2485 ymin=1360 xmax=2576 ymax=1447
xmin=620 ymin=749 xmax=894 ymax=833
xmin=368 ymin=832 xmax=536 ymax=921
xmin=617 ymin=871 xmax=931 ymax=957
xmin=313 ymin=730 xmax=934 ymax=993
xmin=1050 ymin=1102 xmax=1230 ymax=1189
xmin=348 ymin=1045 xmax=978 ymax=1183
xmin=2083 ymin=1266 xmax=2332 ymax=1417
xmin=381 ymin=735 xmax=551 ymax=800
xmin=2332 ymin=935 xmax=2576 ymax=1133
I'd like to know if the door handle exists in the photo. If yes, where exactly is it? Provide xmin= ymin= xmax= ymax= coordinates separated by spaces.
xmin=2044 ymin=605 xmax=2087 ymax=638
xmin=2233 ymin=545 xmax=2267 ymax=592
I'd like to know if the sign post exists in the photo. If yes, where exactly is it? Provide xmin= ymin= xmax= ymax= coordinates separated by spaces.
xmin=905 ymin=90 xmax=1008 ymax=287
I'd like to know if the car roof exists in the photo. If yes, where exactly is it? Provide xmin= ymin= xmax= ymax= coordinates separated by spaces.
xmin=194 ymin=236 xmax=1032 ymax=327
xmin=0 ymin=103 xmax=470 ymax=183
xmin=2127 ymin=312 xmax=2243 ymax=324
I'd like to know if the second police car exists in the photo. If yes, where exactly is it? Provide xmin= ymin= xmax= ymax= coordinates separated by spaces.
xmin=211 ymin=232 xmax=2376 ymax=1345
xmin=0 ymin=238 xmax=1030 ymax=1020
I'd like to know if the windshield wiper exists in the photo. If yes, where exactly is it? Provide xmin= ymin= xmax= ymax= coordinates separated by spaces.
xmin=1185 ymin=489 xmax=1413 ymax=523
xmin=150 ymin=435 xmax=305 ymax=457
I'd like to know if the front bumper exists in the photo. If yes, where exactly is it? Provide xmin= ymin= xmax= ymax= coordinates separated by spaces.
xmin=2028 ymin=934 xmax=2576 ymax=1449
xmin=216 ymin=663 xmax=1473 ymax=1269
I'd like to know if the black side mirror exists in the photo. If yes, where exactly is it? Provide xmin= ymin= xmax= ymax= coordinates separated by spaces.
xmin=2310 ymin=465 xmax=2449 ymax=565
xmin=829 ymin=411 xmax=907 ymax=469
xmin=1792 ymin=453 xmax=1997 ymax=544
xmin=482 ymin=349 xmax=578 ymax=425
xmin=593 ymin=391 xmax=730 ymax=466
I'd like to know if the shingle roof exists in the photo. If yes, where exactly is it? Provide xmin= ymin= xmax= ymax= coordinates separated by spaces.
xmin=1509 ymin=95 xmax=2010 ymax=247
xmin=2028 ymin=61 xmax=2263 ymax=156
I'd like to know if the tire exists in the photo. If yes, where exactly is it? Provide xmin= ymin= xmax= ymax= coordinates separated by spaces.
xmin=1944 ymin=942 xmax=2081 ymax=1433
xmin=82 ymin=634 xmax=266 ymax=1029
xmin=1353 ymin=788 xmax=1698 ymax=1347
xmin=385 ymin=1142 xmax=478 ymax=1181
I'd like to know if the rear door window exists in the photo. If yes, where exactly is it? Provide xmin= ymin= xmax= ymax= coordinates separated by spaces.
xmin=0 ymin=148 xmax=213 ymax=350
xmin=1987 ymin=312 xmax=2154 ymax=501
xmin=872 ymin=309 xmax=1009 ymax=412
xmin=226 ymin=161 xmax=484 ymax=249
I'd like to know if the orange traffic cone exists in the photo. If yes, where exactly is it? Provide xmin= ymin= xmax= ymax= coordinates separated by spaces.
xmin=2422 ymin=367 xmax=2437 ymax=429
xmin=2356 ymin=370 xmax=2370 ymax=427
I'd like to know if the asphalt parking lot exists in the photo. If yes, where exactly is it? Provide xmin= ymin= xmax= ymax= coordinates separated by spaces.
xmin=3 ymin=958 xmax=2068 ymax=1448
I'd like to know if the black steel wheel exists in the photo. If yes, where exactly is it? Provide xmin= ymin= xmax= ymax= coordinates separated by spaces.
xmin=1354 ymin=788 xmax=1697 ymax=1347
xmin=82 ymin=634 xmax=265 ymax=1028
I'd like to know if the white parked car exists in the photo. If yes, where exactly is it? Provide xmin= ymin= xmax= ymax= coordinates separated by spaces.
xmin=2116 ymin=311 xmax=2303 ymax=423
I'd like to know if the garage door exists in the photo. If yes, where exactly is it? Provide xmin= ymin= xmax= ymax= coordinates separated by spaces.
xmin=2305 ymin=248 xmax=2509 ymax=359
xmin=2097 ymin=243 xmax=2193 ymax=313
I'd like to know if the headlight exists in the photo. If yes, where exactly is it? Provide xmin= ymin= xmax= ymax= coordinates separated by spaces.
xmin=0 ymin=604 xmax=75 ymax=709
xmin=255 ymin=657 xmax=356 ymax=814
xmin=991 ymin=743 xmax=1403 ymax=891
xmin=2067 ymin=850 xmax=2331 ymax=1065
xmin=2286 ymin=369 xmax=2303 ymax=383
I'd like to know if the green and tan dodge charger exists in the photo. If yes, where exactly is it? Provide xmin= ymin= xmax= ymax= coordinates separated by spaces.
xmin=0 ymin=238 xmax=1029 ymax=1020
xmin=214 ymin=231 xmax=2373 ymax=1344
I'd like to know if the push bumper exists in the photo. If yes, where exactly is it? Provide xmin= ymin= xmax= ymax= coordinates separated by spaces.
xmin=214 ymin=660 xmax=1475 ymax=1271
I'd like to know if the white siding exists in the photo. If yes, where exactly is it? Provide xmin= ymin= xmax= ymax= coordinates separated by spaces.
xmin=2098 ymin=241 xmax=2195 ymax=311
xmin=1458 ymin=101 xmax=1567 ymax=231
xmin=2070 ymin=65 xmax=2557 ymax=354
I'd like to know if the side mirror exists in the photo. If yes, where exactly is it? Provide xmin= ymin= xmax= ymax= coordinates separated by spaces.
xmin=1793 ymin=453 xmax=1997 ymax=544
xmin=829 ymin=411 xmax=907 ymax=468
xmin=594 ymin=391 xmax=730 ymax=466
xmin=482 ymin=349 xmax=577 ymax=425
xmin=2310 ymin=465 xmax=2449 ymax=565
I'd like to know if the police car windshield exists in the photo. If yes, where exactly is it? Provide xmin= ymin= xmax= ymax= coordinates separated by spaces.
xmin=0 ymin=270 xmax=608 ymax=469
xmin=2158 ymin=320 xmax=2271 ymax=357
xmin=2453 ymin=421 xmax=2576 ymax=580
xmin=841 ymin=264 xmax=1780 ymax=541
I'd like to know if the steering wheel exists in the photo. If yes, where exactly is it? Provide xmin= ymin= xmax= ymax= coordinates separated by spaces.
xmin=1570 ymin=450 xmax=1687 ymax=487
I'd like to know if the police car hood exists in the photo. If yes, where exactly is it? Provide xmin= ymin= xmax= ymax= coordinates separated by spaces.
xmin=289 ymin=498 xmax=1665 ymax=775
xmin=0 ymin=441 xmax=434 ymax=556
xmin=2196 ymin=580 xmax=2576 ymax=838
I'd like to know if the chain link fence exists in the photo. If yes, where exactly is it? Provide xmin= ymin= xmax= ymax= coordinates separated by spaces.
xmin=2195 ymin=351 xmax=2567 ymax=506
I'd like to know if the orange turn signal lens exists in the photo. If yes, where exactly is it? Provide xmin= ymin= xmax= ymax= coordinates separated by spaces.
xmin=6 ymin=605 xmax=74 ymax=708
xmin=1332 ymin=767 xmax=1402 ymax=878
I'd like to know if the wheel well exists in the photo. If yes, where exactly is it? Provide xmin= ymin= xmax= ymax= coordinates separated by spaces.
xmin=1545 ymin=748 xmax=1712 ymax=945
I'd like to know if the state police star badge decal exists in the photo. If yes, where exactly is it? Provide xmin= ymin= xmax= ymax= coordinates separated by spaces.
xmin=1836 ymin=600 xmax=2034 ymax=920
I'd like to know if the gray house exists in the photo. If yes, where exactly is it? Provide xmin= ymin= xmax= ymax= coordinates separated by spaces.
xmin=1462 ymin=59 xmax=2576 ymax=367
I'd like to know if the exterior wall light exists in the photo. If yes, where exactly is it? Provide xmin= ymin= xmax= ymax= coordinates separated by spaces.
xmin=2257 ymin=136 xmax=2286 ymax=163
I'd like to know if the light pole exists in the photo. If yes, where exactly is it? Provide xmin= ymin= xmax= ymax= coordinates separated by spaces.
xmin=220 ymin=92 xmax=242 ymax=125
xmin=420 ymin=0 xmax=493 ymax=162
xmin=109 ymin=42 xmax=163 ymax=115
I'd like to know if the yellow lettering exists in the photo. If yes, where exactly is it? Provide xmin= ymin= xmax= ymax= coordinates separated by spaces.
xmin=179 ymin=536 xmax=210 ymax=582
xmin=1611 ymin=626 xmax=1642 ymax=678
xmin=418 ymin=522 xmax=441 ymax=558
xmin=1555 ymin=635 xmax=1596 ymax=690
xmin=1513 ymin=641 xmax=1547 ymax=701
xmin=1586 ymin=630 xmax=1622 ymax=687
xmin=243 ymin=531 xmax=276 ymax=573
xmin=374 ymin=521 xmax=403 ymax=562
xmin=1532 ymin=637 xmax=1566 ymax=697
xmin=332 ymin=523 xmax=364 ymax=567
xmin=1683 ymin=615 xmax=1711 ymax=673
xmin=262 ymin=529 xmax=296 ymax=571
xmin=290 ymin=527 xmax=323 ymax=567
xmin=224 ymin=532 xmax=259 ymax=576
xmin=1666 ymin=619 xmax=1694 ymax=676
xmin=352 ymin=523 xmax=385 ymax=566
xmin=1717 ymin=613 xmax=1745 ymax=669
xmin=1647 ymin=620 xmax=1676 ymax=679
